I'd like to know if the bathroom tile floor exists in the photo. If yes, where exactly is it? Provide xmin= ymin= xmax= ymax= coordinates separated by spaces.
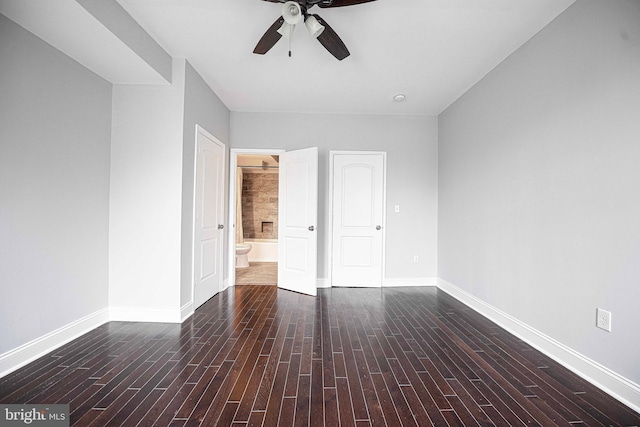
xmin=236 ymin=262 xmax=277 ymax=285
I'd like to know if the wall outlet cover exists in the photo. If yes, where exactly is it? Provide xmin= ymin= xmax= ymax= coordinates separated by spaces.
xmin=596 ymin=308 xmax=612 ymax=332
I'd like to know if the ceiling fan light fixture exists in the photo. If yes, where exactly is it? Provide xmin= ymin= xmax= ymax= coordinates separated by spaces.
xmin=277 ymin=21 xmax=294 ymax=38
xmin=305 ymin=15 xmax=325 ymax=38
xmin=282 ymin=1 xmax=303 ymax=25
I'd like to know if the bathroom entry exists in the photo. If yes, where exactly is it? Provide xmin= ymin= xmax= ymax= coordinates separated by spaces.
xmin=230 ymin=148 xmax=318 ymax=296
xmin=234 ymin=153 xmax=280 ymax=285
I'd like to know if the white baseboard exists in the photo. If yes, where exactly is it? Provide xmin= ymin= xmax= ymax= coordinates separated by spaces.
xmin=436 ymin=278 xmax=640 ymax=414
xmin=0 ymin=308 xmax=110 ymax=378
xmin=318 ymin=278 xmax=438 ymax=288
xmin=317 ymin=278 xmax=331 ymax=288
xmin=109 ymin=306 xmax=182 ymax=323
xmin=384 ymin=277 xmax=437 ymax=287
xmin=181 ymin=301 xmax=194 ymax=322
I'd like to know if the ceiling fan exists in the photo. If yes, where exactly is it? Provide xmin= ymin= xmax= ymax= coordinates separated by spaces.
xmin=253 ymin=0 xmax=376 ymax=61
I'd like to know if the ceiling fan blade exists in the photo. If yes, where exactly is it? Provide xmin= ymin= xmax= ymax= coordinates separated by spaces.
xmin=312 ymin=14 xmax=350 ymax=60
xmin=253 ymin=17 xmax=286 ymax=55
xmin=318 ymin=0 xmax=376 ymax=8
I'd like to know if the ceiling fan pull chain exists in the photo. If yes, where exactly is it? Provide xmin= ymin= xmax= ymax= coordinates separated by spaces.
xmin=289 ymin=24 xmax=293 ymax=57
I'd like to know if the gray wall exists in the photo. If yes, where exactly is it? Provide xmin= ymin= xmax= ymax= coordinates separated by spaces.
xmin=438 ymin=0 xmax=640 ymax=384
xmin=109 ymin=60 xmax=185 ymax=316
xmin=110 ymin=59 xmax=230 ymax=317
xmin=0 ymin=14 xmax=111 ymax=353
xmin=231 ymin=112 xmax=438 ymax=281
xmin=181 ymin=61 xmax=230 ymax=306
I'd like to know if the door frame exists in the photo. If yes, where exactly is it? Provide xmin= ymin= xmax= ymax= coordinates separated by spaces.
xmin=328 ymin=150 xmax=387 ymax=287
xmin=191 ymin=125 xmax=226 ymax=311
xmin=228 ymin=148 xmax=285 ymax=287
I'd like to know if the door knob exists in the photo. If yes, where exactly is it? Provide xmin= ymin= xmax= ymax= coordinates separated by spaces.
xmin=308 ymin=226 xmax=315 ymax=231
xmin=376 ymin=225 xmax=382 ymax=230
xmin=218 ymin=224 xmax=224 ymax=230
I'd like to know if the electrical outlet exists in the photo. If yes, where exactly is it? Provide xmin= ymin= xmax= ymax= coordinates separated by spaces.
xmin=413 ymin=255 xmax=419 ymax=264
xmin=596 ymin=308 xmax=612 ymax=332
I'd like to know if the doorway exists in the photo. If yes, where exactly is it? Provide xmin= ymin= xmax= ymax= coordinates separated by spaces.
xmin=229 ymin=147 xmax=319 ymax=296
xmin=235 ymin=153 xmax=280 ymax=285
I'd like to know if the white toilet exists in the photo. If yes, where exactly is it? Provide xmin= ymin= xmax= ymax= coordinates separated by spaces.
xmin=235 ymin=243 xmax=252 ymax=268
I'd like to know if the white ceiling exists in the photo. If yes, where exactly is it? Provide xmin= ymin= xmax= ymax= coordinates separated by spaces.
xmin=2 ymin=0 xmax=576 ymax=116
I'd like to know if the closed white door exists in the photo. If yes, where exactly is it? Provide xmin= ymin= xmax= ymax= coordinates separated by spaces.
xmin=194 ymin=127 xmax=225 ymax=308
xmin=278 ymin=147 xmax=318 ymax=296
xmin=331 ymin=152 xmax=385 ymax=287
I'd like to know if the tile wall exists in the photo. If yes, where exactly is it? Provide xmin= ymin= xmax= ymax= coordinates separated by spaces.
xmin=241 ymin=171 xmax=278 ymax=239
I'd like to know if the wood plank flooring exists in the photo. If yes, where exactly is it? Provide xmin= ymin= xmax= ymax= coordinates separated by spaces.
xmin=1 ymin=286 xmax=638 ymax=426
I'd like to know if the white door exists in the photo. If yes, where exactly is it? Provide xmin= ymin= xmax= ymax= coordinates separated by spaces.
xmin=278 ymin=147 xmax=318 ymax=296
xmin=194 ymin=127 xmax=225 ymax=308
xmin=331 ymin=152 xmax=385 ymax=287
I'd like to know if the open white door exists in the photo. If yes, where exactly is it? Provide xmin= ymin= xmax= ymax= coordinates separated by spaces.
xmin=278 ymin=147 xmax=318 ymax=296
xmin=194 ymin=127 xmax=225 ymax=308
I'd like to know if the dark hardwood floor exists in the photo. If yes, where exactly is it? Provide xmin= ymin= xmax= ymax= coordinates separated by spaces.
xmin=1 ymin=286 xmax=638 ymax=426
